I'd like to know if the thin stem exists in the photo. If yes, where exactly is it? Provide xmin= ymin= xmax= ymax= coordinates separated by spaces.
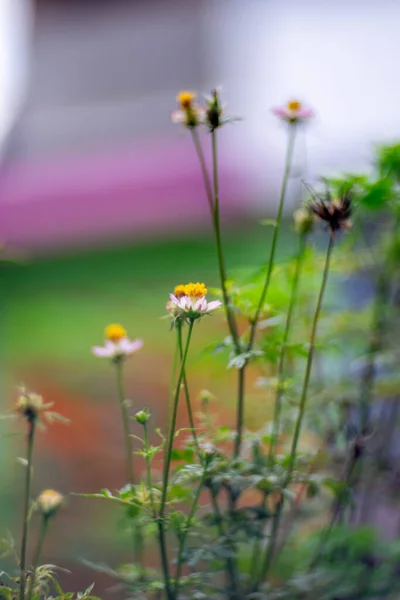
xmin=287 ymin=232 xmax=335 ymax=480
xmin=176 ymin=323 xmax=202 ymax=462
xmin=210 ymin=130 xmax=240 ymax=353
xmin=166 ymin=330 xmax=180 ymax=446
xmin=19 ymin=420 xmax=35 ymax=600
xmin=115 ymin=360 xmax=135 ymax=484
xmin=248 ymin=124 xmax=298 ymax=352
xmin=115 ymin=360 xmax=143 ymax=565
xmin=191 ymin=128 xmax=214 ymax=218
xmin=269 ymin=233 xmax=307 ymax=460
xmin=26 ymin=517 xmax=49 ymax=600
xmin=255 ymin=232 xmax=335 ymax=589
xmin=143 ymin=422 xmax=156 ymax=519
xmin=158 ymin=320 xmax=195 ymax=600
xmin=174 ymin=466 xmax=207 ymax=595
xmin=233 ymin=367 xmax=245 ymax=457
xmin=209 ymin=490 xmax=239 ymax=598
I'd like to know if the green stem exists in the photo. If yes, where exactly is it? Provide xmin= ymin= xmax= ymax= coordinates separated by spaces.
xmin=176 ymin=323 xmax=202 ymax=462
xmin=19 ymin=419 xmax=35 ymax=600
xmin=287 ymin=232 xmax=335 ymax=480
xmin=233 ymin=367 xmax=245 ymax=457
xmin=191 ymin=128 xmax=214 ymax=218
xmin=174 ymin=466 xmax=207 ymax=595
xmin=115 ymin=360 xmax=143 ymax=565
xmin=166 ymin=330 xmax=180 ymax=447
xmin=26 ymin=517 xmax=49 ymax=600
xmin=210 ymin=130 xmax=241 ymax=353
xmin=158 ymin=320 xmax=195 ymax=600
xmin=255 ymin=231 xmax=335 ymax=589
xmin=115 ymin=360 xmax=135 ymax=484
xmin=269 ymin=233 xmax=307 ymax=460
xmin=143 ymin=422 xmax=156 ymax=519
xmin=248 ymin=124 xmax=298 ymax=353
xmin=209 ymin=490 xmax=239 ymax=599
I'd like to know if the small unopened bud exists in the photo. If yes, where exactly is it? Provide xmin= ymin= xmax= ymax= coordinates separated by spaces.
xmin=293 ymin=207 xmax=314 ymax=235
xmin=37 ymin=489 xmax=64 ymax=518
xmin=205 ymin=89 xmax=223 ymax=131
xmin=135 ymin=409 xmax=150 ymax=425
xmin=200 ymin=390 xmax=213 ymax=405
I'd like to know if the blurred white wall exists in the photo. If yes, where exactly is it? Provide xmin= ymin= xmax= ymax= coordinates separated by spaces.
xmin=203 ymin=0 xmax=400 ymax=207
xmin=0 ymin=0 xmax=32 ymax=159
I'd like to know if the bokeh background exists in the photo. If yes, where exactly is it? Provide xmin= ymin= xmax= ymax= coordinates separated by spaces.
xmin=1 ymin=0 xmax=400 ymax=595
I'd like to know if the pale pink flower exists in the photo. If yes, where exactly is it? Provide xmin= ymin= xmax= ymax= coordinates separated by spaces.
xmin=169 ymin=294 xmax=222 ymax=320
xmin=92 ymin=337 xmax=143 ymax=360
xmin=272 ymin=100 xmax=314 ymax=124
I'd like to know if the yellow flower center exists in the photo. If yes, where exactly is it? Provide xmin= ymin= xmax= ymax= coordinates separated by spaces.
xmin=105 ymin=323 xmax=127 ymax=342
xmin=183 ymin=282 xmax=207 ymax=298
xmin=288 ymin=100 xmax=301 ymax=112
xmin=174 ymin=284 xmax=187 ymax=298
xmin=177 ymin=91 xmax=196 ymax=109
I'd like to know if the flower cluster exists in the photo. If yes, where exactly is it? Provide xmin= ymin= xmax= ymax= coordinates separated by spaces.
xmin=172 ymin=89 xmax=236 ymax=132
xmin=92 ymin=324 xmax=143 ymax=361
xmin=272 ymin=100 xmax=314 ymax=124
xmin=167 ymin=282 xmax=222 ymax=323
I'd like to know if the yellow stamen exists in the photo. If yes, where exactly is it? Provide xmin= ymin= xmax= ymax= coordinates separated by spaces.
xmin=105 ymin=323 xmax=127 ymax=342
xmin=184 ymin=282 xmax=207 ymax=298
xmin=288 ymin=100 xmax=301 ymax=111
xmin=177 ymin=91 xmax=196 ymax=109
xmin=174 ymin=284 xmax=187 ymax=298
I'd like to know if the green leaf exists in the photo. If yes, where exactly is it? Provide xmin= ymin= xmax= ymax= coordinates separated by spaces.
xmin=259 ymin=219 xmax=277 ymax=228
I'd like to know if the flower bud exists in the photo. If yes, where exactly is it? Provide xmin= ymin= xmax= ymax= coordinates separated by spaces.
xmin=37 ymin=489 xmax=64 ymax=518
xmin=293 ymin=207 xmax=314 ymax=235
xmin=135 ymin=409 xmax=150 ymax=425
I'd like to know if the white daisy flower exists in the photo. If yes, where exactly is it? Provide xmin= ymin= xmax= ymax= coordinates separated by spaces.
xmin=92 ymin=324 xmax=143 ymax=360
xmin=169 ymin=282 xmax=222 ymax=321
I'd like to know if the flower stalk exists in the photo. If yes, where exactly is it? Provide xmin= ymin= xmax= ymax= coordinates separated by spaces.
xmin=19 ymin=419 xmax=36 ymax=600
xmin=158 ymin=319 xmax=195 ymax=600
xmin=255 ymin=231 xmax=335 ymax=589
xmin=26 ymin=516 xmax=49 ymax=600
xmin=269 ymin=232 xmax=308 ymax=460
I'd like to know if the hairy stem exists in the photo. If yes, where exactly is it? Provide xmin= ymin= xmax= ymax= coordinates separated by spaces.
xmin=26 ymin=517 xmax=49 ymax=600
xmin=158 ymin=320 xmax=195 ymax=600
xmin=19 ymin=419 xmax=35 ymax=600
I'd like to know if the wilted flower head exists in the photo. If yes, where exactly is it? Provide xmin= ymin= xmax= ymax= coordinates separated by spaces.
xmin=172 ymin=91 xmax=203 ymax=129
xmin=92 ymin=324 xmax=143 ymax=361
xmin=169 ymin=282 xmax=222 ymax=322
xmin=306 ymin=182 xmax=352 ymax=233
xmin=37 ymin=489 xmax=64 ymax=518
xmin=16 ymin=387 xmax=53 ymax=423
xmin=272 ymin=100 xmax=314 ymax=124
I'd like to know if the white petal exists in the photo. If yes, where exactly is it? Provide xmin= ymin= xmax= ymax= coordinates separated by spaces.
xmin=170 ymin=294 xmax=180 ymax=306
xmin=92 ymin=345 xmax=114 ymax=358
xmin=205 ymin=300 xmax=222 ymax=312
